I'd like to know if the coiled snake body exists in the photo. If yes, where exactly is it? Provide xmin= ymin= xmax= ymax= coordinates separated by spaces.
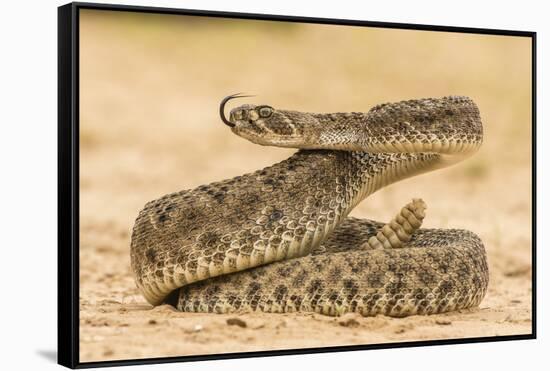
xmin=130 ymin=96 xmax=488 ymax=317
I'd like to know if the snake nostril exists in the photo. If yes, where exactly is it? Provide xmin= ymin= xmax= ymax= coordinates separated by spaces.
xmin=231 ymin=110 xmax=248 ymax=121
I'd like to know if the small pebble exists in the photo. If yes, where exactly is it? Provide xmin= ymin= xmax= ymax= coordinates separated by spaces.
xmin=148 ymin=319 xmax=157 ymax=325
xmin=193 ymin=324 xmax=203 ymax=332
xmin=435 ymin=319 xmax=452 ymax=325
xmin=226 ymin=318 xmax=247 ymax=328
xmin=338 ymin=313 xmax=361 ymax=328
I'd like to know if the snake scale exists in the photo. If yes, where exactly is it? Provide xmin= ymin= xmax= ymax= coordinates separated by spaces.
xmin=130 ymin=95 xmax=488 ymax=317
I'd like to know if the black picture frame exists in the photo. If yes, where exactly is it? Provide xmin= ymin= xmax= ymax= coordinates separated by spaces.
xmin=58 ymin=2 xmax=537 ymax=368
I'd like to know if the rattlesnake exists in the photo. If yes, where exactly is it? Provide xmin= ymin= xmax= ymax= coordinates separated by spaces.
xmin=130 ymin=95 xmax=488 ymax=317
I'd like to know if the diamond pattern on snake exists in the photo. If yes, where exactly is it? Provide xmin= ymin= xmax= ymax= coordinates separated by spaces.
xmin=130 ymin=95 xmax=488 ymax=317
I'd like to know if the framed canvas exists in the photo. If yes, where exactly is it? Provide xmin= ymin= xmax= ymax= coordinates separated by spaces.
xmin=58 ymin=2 xmax=537 ymax=368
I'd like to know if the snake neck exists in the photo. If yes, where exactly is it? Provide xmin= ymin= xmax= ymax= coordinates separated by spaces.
xmin=298 ymin=150 xmax=446 ymax=219
xmin=312 ymin=97 xmax=483 ymax=163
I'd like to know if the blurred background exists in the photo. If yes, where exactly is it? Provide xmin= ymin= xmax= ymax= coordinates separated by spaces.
xmin=79 ymin=9 xmax=532 ymax=362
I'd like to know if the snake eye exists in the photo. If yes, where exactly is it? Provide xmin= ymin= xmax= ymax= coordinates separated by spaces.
xmin=257 ymin=106 xmax=273 ymax=118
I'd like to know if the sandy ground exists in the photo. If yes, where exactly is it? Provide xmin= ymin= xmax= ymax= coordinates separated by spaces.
xmin=78 ymin=10 xmax=533 ymax=362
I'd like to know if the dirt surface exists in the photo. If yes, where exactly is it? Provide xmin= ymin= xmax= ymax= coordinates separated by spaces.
xmin=78 ymin=10 xmax=533 ymax=362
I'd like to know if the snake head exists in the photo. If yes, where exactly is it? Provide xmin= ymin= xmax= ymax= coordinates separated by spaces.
xmin=220 ymin=94 xmax=320 ymax=148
